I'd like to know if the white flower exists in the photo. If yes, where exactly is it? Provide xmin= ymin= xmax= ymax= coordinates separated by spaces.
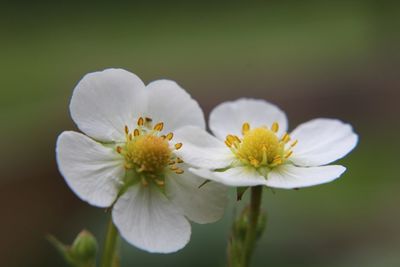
xmin=56 ymin=69 xmax=227 ymax=253
xmin=174 ymin=98 xmax=358 ymax=189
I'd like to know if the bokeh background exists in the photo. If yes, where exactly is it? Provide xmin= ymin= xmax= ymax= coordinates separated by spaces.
xmin=1 ymin=1 xmax=399 ymax=266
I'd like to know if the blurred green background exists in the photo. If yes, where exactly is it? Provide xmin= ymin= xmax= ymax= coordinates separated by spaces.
xmin=1 ymin=1 xmax=399 ymax=266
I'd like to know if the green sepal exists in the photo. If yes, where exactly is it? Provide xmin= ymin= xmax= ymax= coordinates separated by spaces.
xmin=236 ymin=186 xmax=249 ymax=201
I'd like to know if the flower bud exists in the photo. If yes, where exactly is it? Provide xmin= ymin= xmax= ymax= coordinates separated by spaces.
xmin=70 ymin=230 xmax=98 ymax=265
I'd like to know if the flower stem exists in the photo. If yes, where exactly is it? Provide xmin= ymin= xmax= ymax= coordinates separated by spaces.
xmin=100 ymin=216 xmax=119 ymax=267
xmin=243 ymin=185 xmax=263 ymax=266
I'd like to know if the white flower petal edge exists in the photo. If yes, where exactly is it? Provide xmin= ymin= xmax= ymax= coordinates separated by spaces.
xmin=266 ymin=164 xmax=346 ymax=189
xmin=146 ymin=80 xmax=206 ymax=133
xmin=190 ymin=167 xmax=268 ymax=187
xmin=289 ymin=119 xmax=359 ymax=166
xmin=70 ymin=68 xmax=147 ymax=142
xmin=165 ymin=165 xmax=228 ymax=224
xmin=112 ymin=185 xmax=191 ymax=254
xmin=209 ymin=98 xmax=288 ymax=140
xmin=174 ymin=126 xmax=234 ymax=169
xmin=56 ymin=131 xmax=125 ymax=207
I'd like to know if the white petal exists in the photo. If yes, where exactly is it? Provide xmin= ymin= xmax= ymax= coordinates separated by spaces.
xmin=112 ymin=185 xmax=191 ymax=253
xmin=209 ymin=98 xmax=288 ymax=140
xmin=266 ymin=164 xmax=346 ymax=189
xmin=289 ymin=119 xmax=358 ymax=166
xmin=190 ymin=167 xmax=268 ymax=187
xmin=70 ymin=68 xmax=147 ymax=142
xmin=145 ymin=80 xmax=205 ymax=133
xmin=165 ymin=165 xmax=228 ymax=224
xmin=56 ymin=131 xmax=124 ymax=207
xmin=173 ymin=126 xmax=234 ymax=169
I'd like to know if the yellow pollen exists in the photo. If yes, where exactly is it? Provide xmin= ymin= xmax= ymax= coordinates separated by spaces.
xmin=166 ymin=132 xmax=174 ymax=140
xmin=154 ymin=122 xmax=164 ymax=131
xmin=271 ymin=122 xmax=279 ymax=133
xmin=175 ymin=143 xmax=183 ymax=150
xmin=242 ymin=122 xmax=250 ymax=135
xmin=137 ymin=117 xmax=144 ymax=126
xmin=127 ymin=135 xmax=171 ymax=173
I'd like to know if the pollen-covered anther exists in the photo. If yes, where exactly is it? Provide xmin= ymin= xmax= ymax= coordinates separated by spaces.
xmin=137 ymin=117 xmax=144 ymax=126
xmin=285 ymin=151 xmax=293 ymax=158
xmin=242 ymin=122 xmax=250 ymax=135
xmin=271 ymin=122 xmax=279 ymax=133
xmin=153 ymin=122 xmax=164 ymax=131
xmin=290 ymin=140 xmax=298 ymax=148
xmin=175 ymin=170 xmax=184 ymax=174
xmin=170 ymin=165 xmax=179 ymax=171
xmin=174 ymin=143 xmax=183 ymax=150
xmin=166 ymin=132 xmax=174 ymax=140
xmin=281 ymin=133 xmax=291 ymax=143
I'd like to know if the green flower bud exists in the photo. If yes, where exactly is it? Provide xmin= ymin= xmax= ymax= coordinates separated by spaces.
xmin=70 ymin=230 xmax=98 ymax=265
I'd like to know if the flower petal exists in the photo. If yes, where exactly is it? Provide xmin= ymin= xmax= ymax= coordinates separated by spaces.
xmin=165 ymin=165 xmax=228 ymax=224
xmin=266 ymin=164 xmax=346 ymax=189
xmin=56 ymin=131 xmax=124 ymax=207
xmin=190 ymin=167 xmax=268 ymax=187
xmin=209 ymin=98 xmax=288 ymax=140
xmin=173 ymin=126 xmax=234 ymax=169
xmin=70 ymin=68 xmax=147 ymax=142
xmin=146 ymin=80 xmax=205 ymax=133
xmin=289 ymin=119 xmax=358 ymax=166
xmin=112 ymin=185 xmax=191 ymax=253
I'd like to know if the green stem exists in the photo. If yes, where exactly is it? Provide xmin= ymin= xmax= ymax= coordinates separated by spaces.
xmin=242 ymin=185 xmax=263 ymax=266
xmin=100 ymin=217 xmax=119 ymax=267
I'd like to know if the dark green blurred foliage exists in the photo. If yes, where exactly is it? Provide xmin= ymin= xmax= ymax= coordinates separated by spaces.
xmin=0 ymin=1 xmax=399 ymax=267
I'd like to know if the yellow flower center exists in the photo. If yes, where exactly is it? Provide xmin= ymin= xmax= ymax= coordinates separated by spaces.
xmin=225 ymin=122 xmax=298 ymax=168
xmin=128 ymin=135 xmax=171 ymax=173
xmin=116 ymin=117 xmax=184 ymax=187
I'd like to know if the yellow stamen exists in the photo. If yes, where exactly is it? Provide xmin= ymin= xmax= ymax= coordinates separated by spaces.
xmin=290 ymin=140 xmax=298 ymax=147
xmin=124 ymin=126 xmax=129 ymax=135
xmin=227 ymin=135 xmax=237 ymax=144
xmin=154 ymin=122 xmax=164 ymax=131
xmin=225 ymin=140 xmax=232 ymax=147
xmin=175 ymin=143 xmax=183 ymax=150
xmin=175 ymin=169 xmax=184 ymax=174
xmin=176 ymin=157 xmax=184 ymax=163
xmin=166 ymin=132 xmax=174 ymax=140
xmin=281 ymin=133 xmax=291 ymax=143
xmin=134 ymin=129 xmax=140 ymax=137
xmin=137 ymin=117 xmax=144 ymax=126
xmin=242 ymin=122 xmax=250 ymax=135
xmin=271 ymin=122 xmax=279 ymax=133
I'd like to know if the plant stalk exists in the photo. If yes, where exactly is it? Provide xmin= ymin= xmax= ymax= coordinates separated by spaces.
xmin=100 ymin=217 xmax=119 ymax=267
